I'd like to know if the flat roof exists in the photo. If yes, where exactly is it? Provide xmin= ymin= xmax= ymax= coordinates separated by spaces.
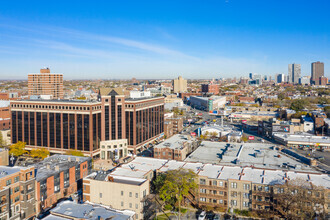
xmin=154 ymin=134 xmax=196 ymax=150
xmin=50 ymin=201 xmax=131 ymax=220
xmin=274 ymin=133 xmax=330 ymax=145
xmin=0 ymin=166 xmax=27 ymax=179
xmin=12 ymin=99 xmax=99 ymax=104
xmin=108 ymin=157 xmax=330 ymax=188
xmin=0 ymin=100 xmax=10 ymax=108
xmin=34 ymin=155 xmax=91 ymax=181
xmin=184 ymin=142 xmax=316 ymax=172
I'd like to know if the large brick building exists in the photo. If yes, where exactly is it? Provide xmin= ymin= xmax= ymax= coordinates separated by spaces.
xmin=28 ymin=68 xmax=64 ymax=99
xmin=11 ymin=88 xmax=164 ymax=156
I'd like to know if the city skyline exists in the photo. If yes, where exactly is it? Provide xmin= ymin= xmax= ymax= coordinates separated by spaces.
xmin=0 ymin=0 xmax=330 ymax=79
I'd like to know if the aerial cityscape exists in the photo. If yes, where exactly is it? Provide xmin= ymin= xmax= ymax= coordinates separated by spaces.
xmin=0 ymin=1 xmax=329 ymax=220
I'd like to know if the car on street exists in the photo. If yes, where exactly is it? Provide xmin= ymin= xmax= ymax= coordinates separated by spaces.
xmin=198 ymin=211 xmax=206 ymax=220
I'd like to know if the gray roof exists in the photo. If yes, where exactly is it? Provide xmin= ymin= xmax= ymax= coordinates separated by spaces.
xmin=49 ymin=201 xmax=132 ymax=220
xmin=0 ymin=166 xmax=28 ymax=179
xmin=154 ymin=134 xmax=196 ymax=150
xmin=0 ymin=101 xmax=10 ymax=108
xmin=34 ymin=155 xmax=91 ymax=181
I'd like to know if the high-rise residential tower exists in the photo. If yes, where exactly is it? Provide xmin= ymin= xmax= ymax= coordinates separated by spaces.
xmin=288 ymin=64 xmax=301 ymax=84
xmin=311 ymin=61 xmax=324 ymax=85
xmin=173 ymin=76 xmax=187 ymax=93
xmin=28 ymin=68 xmax=64 ymax=99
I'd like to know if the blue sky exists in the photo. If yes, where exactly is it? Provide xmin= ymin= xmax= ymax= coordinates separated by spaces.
xmin=0 ymin=0 xmax=329 ymax=79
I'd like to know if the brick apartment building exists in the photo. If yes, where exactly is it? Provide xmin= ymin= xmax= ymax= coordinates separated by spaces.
xmin=0 ymin=166 xmax=36 ymax=220
xmin=33 ymin=155 xmax=91 ymax=213
xmin=28 ymin=68 xmax=64 ymax=99
xmin=201 ymin=84 xmax=219 ymax=95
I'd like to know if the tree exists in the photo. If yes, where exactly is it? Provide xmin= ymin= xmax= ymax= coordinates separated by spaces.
xmin=290 ymin=99 xmax=310 ymax=111
xmin=159 ymin=168 xmax=198 ymax=220
xmin=0 ymin=132 xmax=4 ymax=147
xmin=65 ymin=149 xmax=84 ymax=157
xmin=152 ymin=173 xmax=166 ymax=194
xmin=241 ymin=135 xmax=248 ymax=142
xmin=9 ymin=141 xmax=27 ymax=157
xmin=278 ymin=93 xmax=285 ymax=100
xmin=30 ymin=148 xmax=50 ymax=159
xmin=273 ymin=178 xmax=326 ymax=220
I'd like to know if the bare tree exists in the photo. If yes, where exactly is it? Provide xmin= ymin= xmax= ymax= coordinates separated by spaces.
xmin=272 ymin=178 xmax=326 ymax=220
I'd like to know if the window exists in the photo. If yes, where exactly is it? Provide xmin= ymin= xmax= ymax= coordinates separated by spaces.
xmin=243 ymin=193 xmax=249 ymax=199
xmin=243 ymin=184 xmax=250 ymax=190
xmin=99 ymin=193 xmax=102 ymax=198
xmin=277 ymin=188 xmax=284 ymax=193
xmin=129 ymin=203 xmax=132 ymax=208
xmin=219 ymin=181 xmax=223 ymax=187
xmin=258 ymin=186 xmax=263 ymax=191
xmin=243 ymin=201 xmax=249 ymax=207
xmin=121 ymin=201 xmax=124 ymax=206
xmin=219 ymin=199 xmax=223 ymax=204
xmin=200 ymin=197 xmax=206 ymax=202
xmin=6 ymin=179 xmax=11 ymax=186
xmin=200 ymin=188 xmax=206 ymax=193
xmin=14 ymin=196 xmax=19 ymax=202
xmin=231 ymin=200 xmax=237 ymax=206
xmin=264 ymin=186 xmax=269 ymax=192
xmin=121 ymin=191 xmax=124 ymax=196
xmin=14 ymin=186 xmax=19 ymax=193
xmin=200 ymin=179 xmax=206 ymax=185
xmin=135 ymin=204 xmax=138 ymax=209
xmin=231 ymin=182 xmax=237 ymax=188
xmin=213 ymin=180 xmax=217 ymax=186
xmin=213 ymin=199 xmax=217 ymax=203
xmin=135 ymin=193 xmax=138 ymax=198
xmin=129 ymin=192 xmax=132 ymax=197
xmin=14 ymin=176 xmax=19 ymax=183
xmin=231 ymin=192 xmax=237 ymax=198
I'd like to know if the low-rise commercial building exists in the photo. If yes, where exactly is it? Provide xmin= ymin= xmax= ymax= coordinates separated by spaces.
xmin=273 ymin=133 xmax=330 ymax=150
xmin=190 ymin=96 xmax=226 ymax=111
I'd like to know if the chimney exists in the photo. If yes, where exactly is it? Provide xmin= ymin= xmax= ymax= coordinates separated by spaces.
xmin=40 ymin=68 xmax=50 ymax=74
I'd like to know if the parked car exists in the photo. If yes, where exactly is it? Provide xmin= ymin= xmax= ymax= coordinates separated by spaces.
xmin=198 ymin=211 xmax=206 ymax=220
xmin=213 ymin=214 xmax=221 ymax=220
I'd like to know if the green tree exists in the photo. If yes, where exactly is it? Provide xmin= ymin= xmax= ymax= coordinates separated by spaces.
xmin=152 ymin=173 xmax=166 ymax=194
xmin=278 ymin=93 xmax=285 ymax=100
xmin=30 ymin=148 xmax=50 ymax=159
xmin=159 ymin=168 xmax=198 ymax=220
xmin=290 ymin=99 xmax=310 ymax=111
xmin=0 ymin=132 xmax=4 ymax=147
xmin=241 ymin=135 xmax=248 ymax=142
xmin=65 ymin=149 xmax=85 ymax=157
xmin=9 ymin=141 xmax=27 ymax=157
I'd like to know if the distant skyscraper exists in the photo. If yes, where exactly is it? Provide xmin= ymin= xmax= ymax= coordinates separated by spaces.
xmin=249 ymin=73 xmax=253 ymax=79
xmin=28 ymin=68 xmax=64 ymax=99
xmin=173 ymin=76 xmax=187 ymax=93
xmin=311 ymin=61 xmax=324 ymax=85
xmin=288 ymin=64 xmax=301 ymax=84
xmin=276 ymin=74 xmax=286 ymax=84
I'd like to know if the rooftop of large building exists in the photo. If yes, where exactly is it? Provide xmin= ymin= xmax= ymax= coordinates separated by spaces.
xmin=109 ymin=157 xmax=330 ymax=188
xmin=45 ymin=200 xmax=133 ymax=220
xmin=86 ymin=171 xmax=148 ymax=186
xmin=11 ymin=99 xmax=99 ymax=104
xmin=33 ymin=155 xmax=91 ymax=181
xmin=274 ymin=133 xmax=330 ymax=145
xmin=154 ymin=134 xmax=196 ymax=150
xmin=184 ymin=142 xmax=316 ymax=171
xmin=0 ymin=100 xmax=10 ymax=108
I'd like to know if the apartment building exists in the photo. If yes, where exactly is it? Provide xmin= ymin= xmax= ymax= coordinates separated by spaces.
xmin=105 ymin=157 xmax=330 ymax=217
xmin=165 ymin=116 xmax=183 ymax=135
xmin=201 ymin=84 xmax=219 ymax=95
xmin=173 ymin=76 xmax=187 ymax=93
xmin=154 ymin=134 xmax=198 ymax=161
xmin=83 ymin=171 xmax=149 ymax=220
xmin=33 ymin=155 xmax=91 ymax=213
xmin=28 ymin=68 xmax=64 ymax=99
xmin=0 ymin=166 xmax=36 ymax=220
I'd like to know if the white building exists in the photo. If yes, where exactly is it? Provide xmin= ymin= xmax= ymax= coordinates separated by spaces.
xmin=302 ymin=115 xmax=314 ymax=133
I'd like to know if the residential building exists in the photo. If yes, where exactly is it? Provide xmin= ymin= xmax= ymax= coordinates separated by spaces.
xmin=201 ymin=84 xmax=219 ymax=95
xmin=28 ymin=68 xmax=64 ymax=99
xmin=173 ymin=76 xmax=187 ymax=93
xmin=153 ymin=134 xmax=198 ymax=161
xmin=83 ymin=171 xmax=150 ymax=220
xmin=33 ymin=155 xmax=92 ymax=213
xmin=0 ymin=166 xmax=36 ymax=220
xmin=164 ymin=116 xmax=183 ymax=135
xmin=299 ymin=76 xmax=310 ymax=85
xmin=319 ymin=76 xmax=328 ymax=85
xmin=288 ymin=64 xmax=301 ymax=84
xmin=311 ymin=61 xmax=324 ymax=85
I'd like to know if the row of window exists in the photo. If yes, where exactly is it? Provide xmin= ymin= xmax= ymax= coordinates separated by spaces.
xmin=101 ymin=143 xmax=127 ymax=149
xmin=11 ymin=104 xmax=101 ymax=111
xmin=6 ymin=176 xmax=20 ymax=186
xmin=200 ymin=197 xmax=227 ymax=205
